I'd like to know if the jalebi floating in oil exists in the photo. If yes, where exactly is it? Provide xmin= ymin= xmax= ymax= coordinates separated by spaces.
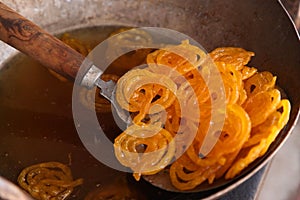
xmin=18 ymin=162 xmax=83 ymax=200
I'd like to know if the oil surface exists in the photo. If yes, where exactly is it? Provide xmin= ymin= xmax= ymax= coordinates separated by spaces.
xmin=0 ymin=26 xmax=165 ymax=200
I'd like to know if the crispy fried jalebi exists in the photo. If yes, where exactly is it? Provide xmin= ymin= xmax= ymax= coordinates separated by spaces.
xmin=243 ymin=89 xmax=281 ymax=127
xmin=244 ymin=71 xmax=276 ymax=97
xmin=170 ymin=154 xmax=221 ymax=191
xmin=18 ymin=162 xmax=83 ymax=200
xmin=215 ymin=62 xmax=241 ymax=104
xmin=243 ymin=99 xmax=291 ymax=148
xmin=147 ymin=40 xmax=206 ymax=79
xmin=209 ymin=47 xmax=255 ymax=70
xmin=114 ymin=124 xmax=175 ymax=181
xmin=168 ymin=104 xmax=251 ymax=190
xmin=187 ymin=104 xmax=251 ymax=166
xmin=240 ymin=66 xmax=257 ymax=80
xmin=226 ymin=100 xmax=290 ymax=179
xmin=115 ymin=69 xmax=177 ymax=121
xmin=113 ymin=43 xmax=290 ymax=191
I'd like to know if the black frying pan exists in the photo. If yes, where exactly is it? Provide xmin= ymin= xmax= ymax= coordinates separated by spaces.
xmin=0 ymin=0 xmax=299 ymax=199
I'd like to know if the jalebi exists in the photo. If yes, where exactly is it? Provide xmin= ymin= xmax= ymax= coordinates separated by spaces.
xmin=226 ymin=100 xmax=290 ymax=179
xmin=113 ymin=43 xmax=290 ymax=191
xmin=114 ymin=124 xmax=175 ymax=181
xmin=18 ymin=162 xmax=83 ymax=200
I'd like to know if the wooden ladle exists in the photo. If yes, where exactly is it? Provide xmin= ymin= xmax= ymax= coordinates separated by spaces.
xmin=0 ymin=2 xmax=131 ymax=123
xmin=0 ymin=3 xmax=84 ymax=81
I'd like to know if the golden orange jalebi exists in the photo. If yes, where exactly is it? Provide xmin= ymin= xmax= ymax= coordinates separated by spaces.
xmin=115 ymin=69 xmax=177 ymax=124
xmin=114 ymin=124 xmax=175 ymax=181
xmin=113 ymin=42 xmax=291 ymax=191
xmin=226 ymin=99 xmax=291 ymax=179
xmin=186 ymin=104 xmax=251 ymax=166
xmin=209 ymin=47 xmax=255 ymax=70
xmin=243 ymin=89 xmax=281 ymax=127
xmin=244 ymin=71 xmax=276 ymax=97
xmin=18 ymin=162 xmax=83 ymax=200
xmin=147 ymin=40 xmax=206 ymax=80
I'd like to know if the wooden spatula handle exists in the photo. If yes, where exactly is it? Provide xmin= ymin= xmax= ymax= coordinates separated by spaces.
xmin=0 ymin=2 xmax=84 ymax=80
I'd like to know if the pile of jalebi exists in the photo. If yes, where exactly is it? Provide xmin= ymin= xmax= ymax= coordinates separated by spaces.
xmin=113 ymin=40 xmax=290 ymax=190
xmin=18 ymin=162 xmax=83 ymax=200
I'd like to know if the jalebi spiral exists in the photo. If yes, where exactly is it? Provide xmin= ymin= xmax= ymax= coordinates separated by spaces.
xmin=113 ymin=41 xmax=290 ymax=190
xmin=18 ymin=162 xmax=83 ymax=200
